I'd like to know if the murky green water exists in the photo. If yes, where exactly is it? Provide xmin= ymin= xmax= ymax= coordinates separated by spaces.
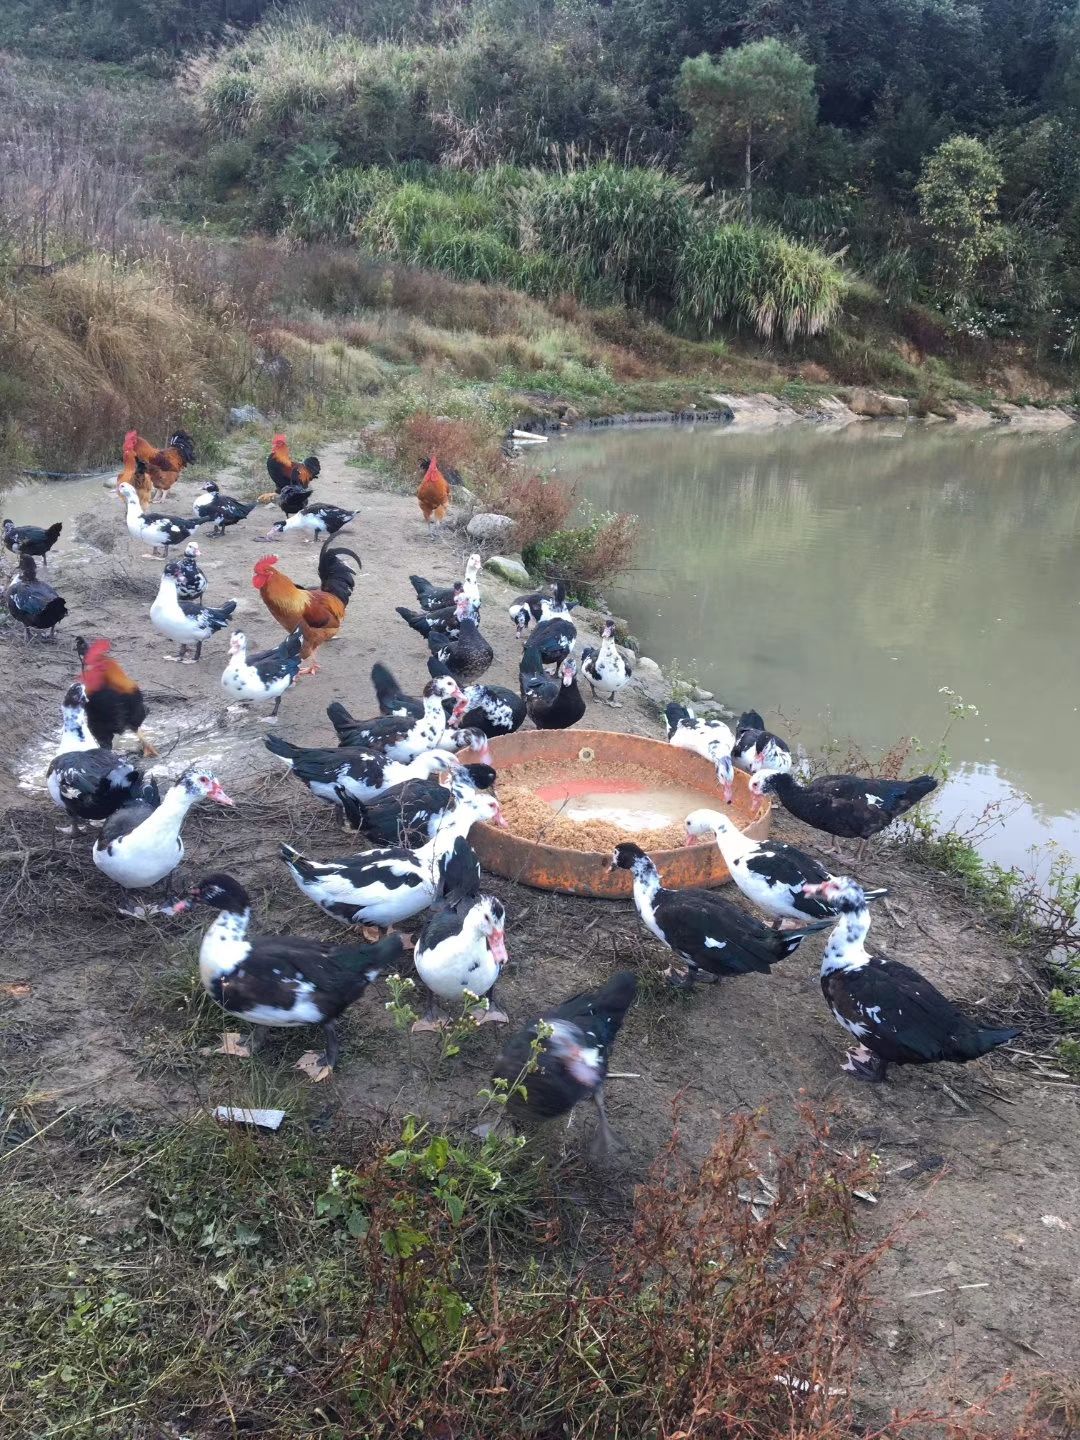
xmin=545 ymin=421 xmax=1080 ymax=872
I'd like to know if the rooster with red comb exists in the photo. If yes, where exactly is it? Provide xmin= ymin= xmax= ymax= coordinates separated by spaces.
xmin=75 ymin=637 xmax=155 ymax=756
xmin=260 ymin=433 xmax=321 ymax=504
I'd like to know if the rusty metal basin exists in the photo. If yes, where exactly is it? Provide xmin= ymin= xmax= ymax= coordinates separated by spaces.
xmin=471 ymin=728 xmax=771 ymax=898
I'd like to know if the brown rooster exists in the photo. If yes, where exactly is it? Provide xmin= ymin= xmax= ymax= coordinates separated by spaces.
xmin=259 ymin=433 xmax=321 ymax=504
xmin=252 ymin=539 xmax=361 ymax=676
xmin=117 ymin=431 xmax=153 ymax=510
xmin=129 ymin=429 xmax=197 ymax=500
xmin=76 ymin=636 xmax=155 ymax=756
xmin=417 ymin=454 xmax=451 ymax=536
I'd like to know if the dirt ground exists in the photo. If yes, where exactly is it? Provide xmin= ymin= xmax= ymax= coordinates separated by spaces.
xmin=1 ymin=437 xmax=1078 ymax=1424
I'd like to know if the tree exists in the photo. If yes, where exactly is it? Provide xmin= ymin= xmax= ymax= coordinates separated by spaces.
xmin=916 ymin=135 xmax=1003 ymax=311
xmin=677 ymin=40 xmax=817 ymax=222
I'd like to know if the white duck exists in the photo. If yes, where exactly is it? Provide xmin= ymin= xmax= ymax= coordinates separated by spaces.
xmin=93 ymin=769 xmax=234 ymax=900
xmin=412 ymin=836 xmax=509 ymax=1030
xmin=117 ymin=482 xmax=206 ymax=558
xmin=280 ymin=789 xmax=503 ymax=930
xmin=150 ymin=563 xmax=237 ymax=662
xmin=581 ymin=617 xmax=633 ymax=707
xmin=220 ymin=628 xmax=304 ymax=718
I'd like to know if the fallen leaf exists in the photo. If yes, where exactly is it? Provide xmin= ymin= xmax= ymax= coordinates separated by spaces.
xmin=361 ymin=925 xmax=381 ymax=942
xmin=199 ymin=1032 xmax=252 ymax=1059
xmin=0 ymin=982 xmax=32 ymax=999
xmin=396 ymin=933 xmax=416 ymax=952
xmin=295 ymin=1051 xmax=333 ymax=1083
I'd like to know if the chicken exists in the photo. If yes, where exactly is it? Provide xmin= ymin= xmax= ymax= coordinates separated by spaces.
xmin=76 ymin=637 xmax=155 ymax=756
xmin=416 ymin=455 xmax=451 ymax=535
xmin=116 ymin=431 xmax=153 ymax=509
xmin=128 ymin=429 xmax=197 ymax=500
xmin=252 ymin=539 xmax=361 ymax=676
xmin=259 ymin=434 xmax=321 ymax=504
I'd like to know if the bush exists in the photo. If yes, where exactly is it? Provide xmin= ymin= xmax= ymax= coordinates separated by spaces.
xmin=497 ymin=472 xmax=576 ymax=553
xmin=677 ymin=222 xmax=845 ymax=342
xmin=391 ymin=412 xmax=509 ymax=499
xmin=522 ymin=502 xmax=638 ymax=594
xmin=288 ymin=166 xmax=392 ymax=242
xmin=528 ymin=163 xmax=696 ymax=306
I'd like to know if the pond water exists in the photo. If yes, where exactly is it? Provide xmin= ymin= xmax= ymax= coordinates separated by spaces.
xmin=543 ymin=422 xmax=1080 ymax=874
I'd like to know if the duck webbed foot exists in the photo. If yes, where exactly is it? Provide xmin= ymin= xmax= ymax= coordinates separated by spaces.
xmin=842 ymin=1044 xmax=888 ymax=1083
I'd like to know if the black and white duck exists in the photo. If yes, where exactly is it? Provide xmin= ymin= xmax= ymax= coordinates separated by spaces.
xmin=455 ymin=679 xmax=526 ymax=738
xmin=326 ymin=692 xmax=450 ymax=761
xmin=191 ymin=481 xmax=257 ymax=536
xmin=410 ymin=553 xmax=482 ymax=612
xmin=5 ymin=555 xmax=67 ymax=641
xmin=397 ymin=589 xmax=478 ymax=640
xmin=265 ymin=735 xmax=455 ymax=806
xmin=509 ymin=582 xmax=574 ymax=639
xmin=269 ymin=502 xmax=357 ymax=543
xmin=337 ymin=762 xmax=497 ymax=848
xmin=751 ymin=770 xmax=939 ymax=860
xmin=371 ymin=659 xmax=466 ymax=723
xmin=220 ymin=628 xmax=304 ymax=719
xmin=413 ymin=836 xmax=509 ymax=1031
xmin=520 ymin=646 xmax=585 ymax=730
xmin=46 ymin=683 xmax=158 ymax=834
xmin=117 ymin=482 xmax=208 ymax=557
xmin=281 ymin=788 xmax=503 ymax=929
xmin=263 ymin=483 xmax=312 ymax=537
xmin=3 ymin=518 xmax=62 ymax=566
xmin=175 ymin=542 xmax=207 ymax=601
xmin=610 ymin=842 xmax=832 ymax=986
xmin=150 ymin=563 xmax=237 ymax=663
xmin=428 ymin=613 xmax=494 ymax=683
xmin=807 ymin=877 xmax=1020 ymax=1083
xmin=581 ymin=617 xmax=633 ymax=707
xmin=92 ymin=768 xmax=233 ymax=898
xmin=665 ymin=702 xmax=736 ymax=800
xmin=163 ymin=873 xmax=402 ymax=1071
xmin=732 ymin=709 xmax=792 ymax=776
xmin=491 ymin=971 xmax=637 ymax=1158
xmin=528 ymin=609 xmax=577 ymax=667
xmin=684 ymin=808 xmax=886 ymax=927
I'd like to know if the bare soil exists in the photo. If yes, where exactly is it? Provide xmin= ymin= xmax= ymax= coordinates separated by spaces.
xmin=1 ymin=438 xmax=1077 ymax=1422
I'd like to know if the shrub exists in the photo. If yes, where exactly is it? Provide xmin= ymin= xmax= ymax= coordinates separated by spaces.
xmin=411 ymin=221 xmax=523 ymax=287
xmin=528 ymin=162 xmax=696 ymax=306
xmin=391 ymin=412 xmax=509 ymax=498
xmin=522 ymin=502 xmax=638 ymax=594
xmin=677 ymin=221 xmax=845 ymax=342
xmin=497 ymin=471 xmax=576 ymax=553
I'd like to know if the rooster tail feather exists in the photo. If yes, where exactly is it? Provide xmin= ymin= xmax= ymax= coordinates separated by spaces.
xmin=317 ymin=540 xmax=362 ymax=606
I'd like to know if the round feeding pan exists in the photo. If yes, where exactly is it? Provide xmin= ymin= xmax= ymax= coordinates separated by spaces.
xmin=471 ymin=728 xmax=771 ymax=898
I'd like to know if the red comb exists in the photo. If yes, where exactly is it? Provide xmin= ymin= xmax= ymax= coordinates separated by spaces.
xmin=123 ymin=429 xmax=138 ymax=448
xmin=272 ymin=433 xmax=287 ymax=448
xmin=254 ymin=555 xmax=279 ymax=571
xmin=83 ymin=638 xmax=111 ymax=665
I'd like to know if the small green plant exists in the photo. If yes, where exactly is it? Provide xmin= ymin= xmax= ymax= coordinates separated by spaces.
xmin=384 ymin=972 xmax=419 ymax=1031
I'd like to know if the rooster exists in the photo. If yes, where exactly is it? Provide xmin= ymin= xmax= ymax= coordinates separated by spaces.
xmin=416 ymin=455 xmax=452 ymax=536
xmin=76 ymin=637 xmax=155 ymax=756
xmin=116 ymin=431 xmax=153 ymax=509
xmin=259 ymin=434 xmax=321 ymax=504
xmin=127 ymin=429 xmax=197 ymax=500
xmin=252 ymin=539 xmax=361 ymax=676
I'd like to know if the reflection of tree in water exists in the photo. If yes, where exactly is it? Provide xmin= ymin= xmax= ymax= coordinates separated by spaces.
xmin=549 ymin=426 xmax=1080 ymax=833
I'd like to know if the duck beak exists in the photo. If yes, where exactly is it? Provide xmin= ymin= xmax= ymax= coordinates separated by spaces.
xmin=158 ymin=898 xmax=192 ymax=917
xmin=490 ymin=802 xmax=508 ymax=829
xmin=488 ymin=927 xmax=508 ymax=966
xmin=209 ymin=781 xmax=235 ymax=807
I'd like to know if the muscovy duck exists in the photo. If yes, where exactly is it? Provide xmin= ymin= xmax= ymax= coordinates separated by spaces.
xmin=326 ymin=693 xmax=449 ymax=762
xmin=175 ymin=542 xmax=207 ymax=601
xmin=491 ymin=971 xmax=637 ymax=1159
xmin=808 ymin=877 xmax=1019 ymax=1083
xmin=5 ymin=556 xmax=67 ymax=641
xmin=429 ymin=614 xmax=493 ymax=683
xmin=336 ymin=763 xmax=497 ymax=848
xmin=396 ymin=589 xmax=477 ymax=640
xmin=92 ymin=768 xmax=233 ymax=898
xmin=520 ymin=647 xmax=585 ymax=730
xmin=221 ymin=628 xmax=304 ymax=718
xmin=269 ymin=502 xmax=357 ymax=543
xmin=263 ymin=483 xmax=312 ymax=537
xmin=191 ymin=481 xmax=257 ymax=536
xmin=151 ymin=564 xmax=237 ymax=663
xmin=684 ymin=808 xmax=887 ymax=927
xmin=528 ymin=613 xmax=577 ymax=667
xmin=509 ymin=582 xmax=574 ymax=639
xmin=265 ymin=735 xmax=454 ymax=807
xmin=46 ymin=683 xmax=157 ymax=833
xmin=665 ymin=703 xmax=736 ymax=800
xmin=751 ymin=770 xmax=939 ymax=861
xmin=455 ymin=679 xmax=526 ymax=739
xmin=413 ymin=836 xmax=508 ymax=1030
xmin=610 ymin=842 xmax=832 ymax=986
xmin=371 ymin=660 xmax=465 ymax=723
xmin=409 ymin=553 xmax=481 ymax=612
xmin=581 ymin=617 xmax=633 ymax=707
xmin=117 ymin=482 xmax=207 ymax=557
xmin=3 ymin=518 xmax=62 ymax=566
xmin=76 ymin=637 xmax=152 ymax=754
xmin=281 ymin=789 xmax=503 ymax=929
xmin=163 ymin=873 xmax=402 ymax=1071
xmin=732 ymin=710 xmax=792 ymax=776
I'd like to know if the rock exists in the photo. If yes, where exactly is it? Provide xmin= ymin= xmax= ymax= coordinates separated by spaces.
xmin=937 ymin=400 xmax=995 ymax=427
xmin=467 ymin=512 xmax=516 ymax=545
xmin=844 ymin=388 xmax=910 ymax=419
xmin=616 ymin=645 xmax=637 ymax=668
xmin=690 ymin=686 xmax=715 ymax=702
xmin=228 ymin=404 xmax=268 ymax=428
xmin=709 ymin=392 xmax=800 ymax=427
xmin=636 ymin=656 xmax=663 ymax=675
xmin=992 ymin=404 xmax=1074 ymax=431
xmin=484 ymin=553 xmax=532 ymax=586
xmin=811 ymin=395 xmax=861 ymax=427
